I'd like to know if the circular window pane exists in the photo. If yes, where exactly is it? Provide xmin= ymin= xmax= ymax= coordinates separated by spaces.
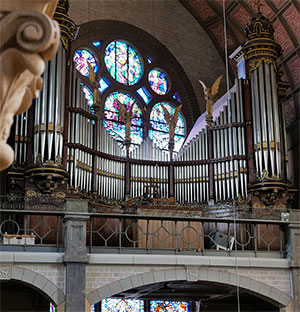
xmin=104 ymin=92 xmax=143 ymax=144
xmin=104 ymin=41 xmax=143 ymax=85
xmin=73 ymin=49 xmax=98 ymax=77
xmin=148 ymin=69 xmax=168 ymax=95
xmin=149 ymin=102 xmax=185 ymax=151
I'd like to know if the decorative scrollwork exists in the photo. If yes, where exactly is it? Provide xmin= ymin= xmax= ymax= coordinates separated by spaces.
xmin=0 ymin=1 xmax=60 ymax=171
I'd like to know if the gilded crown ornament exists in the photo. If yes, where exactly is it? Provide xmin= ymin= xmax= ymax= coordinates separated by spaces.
xmin=53 ymin=0 xmax=78 ymax=50
xmin=243 ymin=7 xmax=281 ymax=73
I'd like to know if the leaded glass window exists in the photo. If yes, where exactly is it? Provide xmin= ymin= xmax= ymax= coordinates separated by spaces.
xmin=74 ymin=49 xmax=98 ymax=77
xmin=149 ymin=102 xmax=185 ymax=152
xmin=104 ymin=40 xmax=143 ymax=85
xmin=150 ymin=301 xmax=189 ymax=312
xmin=101 ymin=299 xmax=144 ymax=312
xmin=104 ymin=92 xmax=143 ymax=144
xmin=73 ymin=36 xmax=187 ymax=152
xmin=148 ymin=69 xmax=168 ymax=95
xmin=82 ymin=84 xmax=93 ymax=107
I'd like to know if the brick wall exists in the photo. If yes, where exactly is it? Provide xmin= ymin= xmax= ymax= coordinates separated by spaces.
xmin=85 ymin=264 xmax=292 ymax=295
xmin=68 ymin=0 xmax=226 ymax=114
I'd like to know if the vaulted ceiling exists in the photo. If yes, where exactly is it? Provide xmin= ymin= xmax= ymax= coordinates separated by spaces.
xmin=180 ymin=0 xmax=300 ymax=126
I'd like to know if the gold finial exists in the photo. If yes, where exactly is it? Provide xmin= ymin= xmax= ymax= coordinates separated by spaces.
xmin=255 ymin=0 xmax=263 ymax=13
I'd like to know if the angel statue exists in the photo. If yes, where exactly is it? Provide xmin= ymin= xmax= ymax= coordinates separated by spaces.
xmin=161 ymin=104 xmax=182 ymax=146
xmin=199 ymin=75 xmax=222 ymax=126
xmin=87 ymin=62 xmax=102 ymax=118
xmin=115 ymin=98 xmax=136 ymax=145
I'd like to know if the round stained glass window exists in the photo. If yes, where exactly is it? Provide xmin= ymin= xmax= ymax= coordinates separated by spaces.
xmin=73 ymin=49 xmax=98 ymax=77
xmin=104 ymin=40 xmax=143 ymax=85
xmin=148 ymin=69 xmax=168 ymax=95
xmin=104 ymin=92 xmax=143 ymax=144
xmin=149 ymin=102 xmax=185 ymax=151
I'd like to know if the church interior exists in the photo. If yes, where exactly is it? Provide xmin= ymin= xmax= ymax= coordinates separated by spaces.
xmin=0 ymin=0 xmax=299 ymax=311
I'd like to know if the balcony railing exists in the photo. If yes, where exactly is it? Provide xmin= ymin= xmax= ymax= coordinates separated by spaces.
xmin=0 ymin=198 xmax=289 ymax=257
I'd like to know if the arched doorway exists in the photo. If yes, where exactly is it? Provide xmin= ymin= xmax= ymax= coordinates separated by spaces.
xmin=1 ymin=280 xmax=53 ymax=312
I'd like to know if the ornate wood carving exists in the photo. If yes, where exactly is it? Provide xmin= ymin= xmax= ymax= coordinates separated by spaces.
xmin=0 ymin=0 xmax=60 ymax=170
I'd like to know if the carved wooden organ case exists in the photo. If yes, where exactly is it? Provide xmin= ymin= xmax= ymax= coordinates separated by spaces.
xmin=4 ymin=7 xmax=296 ymax=213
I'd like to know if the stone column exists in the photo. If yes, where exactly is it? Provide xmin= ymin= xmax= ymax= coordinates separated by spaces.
xmin=63 ymin=199 xmax=89 ymax=312
xmin=284 ymin=210 xmax=300 ymax=312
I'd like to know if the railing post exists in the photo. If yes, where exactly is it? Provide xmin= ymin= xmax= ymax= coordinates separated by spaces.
xmin=63 ymin=199 xmax=89 ymax=312
xmin=207 ymin=127 xmax=215 ymax=201
xmin=168 ymin=164 xmax=175 ymax=198
xmin=125 ymin=160 xmax=131 ymax=200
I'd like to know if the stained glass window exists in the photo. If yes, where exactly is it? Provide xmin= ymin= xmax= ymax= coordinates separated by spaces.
xmin=173 ymin=92 xmax=182 ymax=103
xmin=73 ymin=49 xmax=98 ymax=77
xmin=104 ymin=92 xmax=143 ymax=144
xmin=148 ymin=69 xmax=168 ymax=95
xmin=101 ymin=299 xmax=144 ymax=312
xmin=92 ymin=41 xmax=102 ymax=48
xmin=150 ymin=301 xmax=189 ymax=312
xmin=137 ymin=87 xmax=152 ymax=104
xmin=49 ymin=303 xmax=56 ymax=312
xmin=82 ymin=84 xmax=94 ymax=107
xmin=104 ymin=40 xmax=143 ymax=85
xmin=149 ymin=102 xmax=185 ymax=151
xmin=99 ymin=77 xmax=110 ymax=93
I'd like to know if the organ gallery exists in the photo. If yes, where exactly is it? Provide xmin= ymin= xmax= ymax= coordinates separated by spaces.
xmin=1 ymin=1 xmax=299 ymax=311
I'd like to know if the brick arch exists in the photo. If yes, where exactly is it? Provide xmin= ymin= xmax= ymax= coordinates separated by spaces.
xmin=2 ymin=265 xmax=64 ymax=306
xmin=86 ymin=268 xmax=291 ymax=308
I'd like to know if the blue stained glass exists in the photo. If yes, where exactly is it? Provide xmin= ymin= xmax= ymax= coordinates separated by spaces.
xmin=92 ymin=41 xmax=102 ymax=48
xmin=73 ymin=49 xmax=98 ymax=77
xmin=49 ymin=303 xmax=56 ymax=312
xmin=149 ymin=69 xmax=168 ymax=95
xmin=104 ymin=92 xmax=143 ymax=144
xmin=98 ymin=77 xmax=110 ymax=93
xmin=91 ymin=304 xmax=95 ymax=312
xmin=137 ymin=87 xmax=152 ymax=104
xmin=150 ymin=301 xmax=189 ymax=312
xmin=147 ymin=57 xmax=153 ymax=64
xmin=104 ymin=40 xmax=143 ymax=85
xmin=149 ymin=102 xmax=185 ymax=151
xmin=173 ymin=92 xmax=182 ymax=103
xmin=101 ymin=299 xmax=144 ymax=312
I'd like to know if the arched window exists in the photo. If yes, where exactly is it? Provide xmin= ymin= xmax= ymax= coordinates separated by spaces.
xmin=72 ymin=31 xmax=190 ymax=151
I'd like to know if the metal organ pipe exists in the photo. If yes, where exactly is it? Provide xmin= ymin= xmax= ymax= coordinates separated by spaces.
xmin=270 ymin=65 xmax=281 ymax=178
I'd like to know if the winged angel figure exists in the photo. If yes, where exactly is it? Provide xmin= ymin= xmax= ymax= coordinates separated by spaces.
xmin=161 ymin=104 xmax=182 ymax=145
xmin=199 ymin=75 xmax=222 ymax=125
xmin=87 ymin=62 xmax=102 ymax=116
xmin=115 ymin=98 xmax=137 ymax=144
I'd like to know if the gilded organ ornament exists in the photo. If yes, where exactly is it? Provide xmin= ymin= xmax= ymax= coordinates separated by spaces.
xmin=199 ymin=75 xmax=223 ymax=126
xmin=161 ymin=104 xmax=182 ymax=147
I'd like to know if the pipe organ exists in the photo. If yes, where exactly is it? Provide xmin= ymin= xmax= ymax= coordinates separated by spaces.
xmin=4 ymin=6 xmax=296 ymax=211
xmin=33 ymin=44 xmax=66 ymax=164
